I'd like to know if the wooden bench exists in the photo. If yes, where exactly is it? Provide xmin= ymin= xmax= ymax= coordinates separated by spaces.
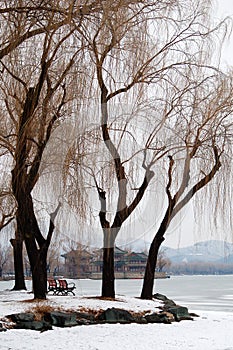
xmin=47 ymin=279 xmax=76 ymax=296
xmin=57 ymin=279 xmax=76 ymax=296
xmin=47 ymin=278 xmax=58 ymax=295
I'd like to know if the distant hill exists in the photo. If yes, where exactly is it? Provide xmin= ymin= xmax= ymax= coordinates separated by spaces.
xmin=128 ymin=239 xmax=233 ymax=264
xmin=162 ymin=240 xmax=233 ymax=264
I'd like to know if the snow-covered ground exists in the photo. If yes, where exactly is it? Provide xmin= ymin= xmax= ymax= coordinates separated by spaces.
xmin=0 ymin=284 xmax=233 ymax=350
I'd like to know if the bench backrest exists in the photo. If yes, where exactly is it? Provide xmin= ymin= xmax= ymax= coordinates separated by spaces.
xmin=48 ymin=279 xmax=57 ymax=288
xmin=58 ymin=279 xmax=68 ymax=289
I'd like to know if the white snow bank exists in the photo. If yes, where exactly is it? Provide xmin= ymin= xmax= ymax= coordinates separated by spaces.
xmin=0 ymin=287 xmax=233 ymax=350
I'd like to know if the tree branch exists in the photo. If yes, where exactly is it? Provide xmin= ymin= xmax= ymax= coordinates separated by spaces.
xmin=171 ymin=146 xmax=221 ymax=220
xmin=94 ymin=176 xmax=110 ymax=229
xmin=46 ymin=201 xmax=62 ymax=247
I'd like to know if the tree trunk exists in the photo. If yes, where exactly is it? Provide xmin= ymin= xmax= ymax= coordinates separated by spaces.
xmin=25 ymin=239 xmax=48 ymax=299
xmin=102 ymin=247 xmax=115 ymax=298
xmin=21 ymin=196 xmax=48 ymax=299
xmin=14 ymin=192 xmax=48 ymax=299
xmin=141 ymin=234 xmax=165 ymax=299
xmin=10 ymin=237 xmax=26 ymax=290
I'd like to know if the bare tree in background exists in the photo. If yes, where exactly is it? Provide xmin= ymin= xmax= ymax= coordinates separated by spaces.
xmin=0 ymin=5 xmax=88 ymax=297
xmin=141 ymin=71 xmax=233 ymax=298
xmin=0 ymin=0 xmax=67 ymax=292
xmin=0 ymin=192 xmax=15 ymax=232
xmin=69 ymin=0 xmax=232 ymax=298
xmin=0 ymin=125 xmax=15 ymax=240
xmin=0 ymin=184 xmax=15 ymax=280
xmin=0 ymin=243 xmax=12 ymax=278
xmin=157 ymin=248 xmax=171 ymax=273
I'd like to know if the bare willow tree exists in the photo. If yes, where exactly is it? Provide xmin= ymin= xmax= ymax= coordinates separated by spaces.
xmin=0 ymin=0 xmax=71 ymax=60
xmin=64 ymin=0 xmax=233 ymax=299
xmin=141 ymin=71 xmax=233 ymax=298
xmin=0 ymin=0 xmax=65 ymax=292
xmin=64 ymin=0 xmax=193 ymax=297
xmin=0 ymin=0 xmax=113 ymax=298
xmin=0 ymin=4 xmax=89 ymax=296
xmin=0 ymin=0 xmax=123 ymax=298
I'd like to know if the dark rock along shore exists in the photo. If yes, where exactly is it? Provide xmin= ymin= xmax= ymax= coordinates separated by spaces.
xmin=1 ymin=294 xmax=199 ymax=332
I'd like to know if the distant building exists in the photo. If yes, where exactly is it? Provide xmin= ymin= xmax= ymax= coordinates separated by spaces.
xmin=61 ymin=248 xmax=93 ymax=278
xmin=125 ymin=252 xmax=148 ymax=274
xmin=61 ymin=246 xmax=167 ymax=279
xmin=91 ymin=247 xmax=129 ymax=276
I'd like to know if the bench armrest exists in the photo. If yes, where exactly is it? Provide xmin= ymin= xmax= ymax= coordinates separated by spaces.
xmin=68 ymin=282 xmax=76 ymax=288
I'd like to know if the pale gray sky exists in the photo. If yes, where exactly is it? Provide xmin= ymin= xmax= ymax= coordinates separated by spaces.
xmin=161 ymin=0 xmax=233 ymax=248
xmin=215 ymin=0 xmax=233 ymax=68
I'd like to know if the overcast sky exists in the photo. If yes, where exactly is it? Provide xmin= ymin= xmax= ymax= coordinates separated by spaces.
xmin=146 ymin=0 xmax=233 ymax=249
xmin=215 ymin=0 xmax=233 ymax=67
xmin=165 ymin=0 xmax=233 ymax=248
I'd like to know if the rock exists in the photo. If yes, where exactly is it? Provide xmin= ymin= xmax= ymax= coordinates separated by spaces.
xmin=97 ymin=308 xmax=135 ymax=324
xmin=44 ymin=311 xmax=78 ymax=327
xmin=133 ymin=316 xmax=148 ymax=324
xmin=153 ymin=294 xmax=178 ymax=311
xmin=6 ymin=313 xmax=35 ymax=323
xmin=6 ymin=313 xmax=52 ymax=331
xmin=14 ymin=320 xmax=52 ymax=331
xmin=153 ymin=293 xmax=168 ymax=301
xmin=167 ymin=306 xmax=193 ymax=321
xmin=145 ymin=312 xmax=171 ymax=324
xmin=161 ymin=311 xmax=175 ymax=322
xmin=163 ymin=299 xmax=177 ymax=309
xmin=75 ymin=312 xmax=95 ymax=322
xmin=74 ymin=311 xmax=97 ymax=325
xmin=76 ymin=318 xmax=96 ymax=325
xmin=3 ymin=298 xmax=196 ymax=330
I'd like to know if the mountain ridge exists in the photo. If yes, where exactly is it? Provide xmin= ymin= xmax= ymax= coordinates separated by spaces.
xmin=163 ymin=239 xmax=233 ymax=263
xmin=128 ymin=239 xmax=233 ymax=264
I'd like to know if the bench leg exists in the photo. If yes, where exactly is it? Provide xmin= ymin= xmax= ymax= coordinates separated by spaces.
xmin=67 ymin=289 xmax=75 ymax=296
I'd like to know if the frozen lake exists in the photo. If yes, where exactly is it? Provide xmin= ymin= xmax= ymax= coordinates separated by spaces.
xmin=1 ymin=274 xmax=233 ymax=313
xmin=76 ymin=275 xmax=233 ymax=313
